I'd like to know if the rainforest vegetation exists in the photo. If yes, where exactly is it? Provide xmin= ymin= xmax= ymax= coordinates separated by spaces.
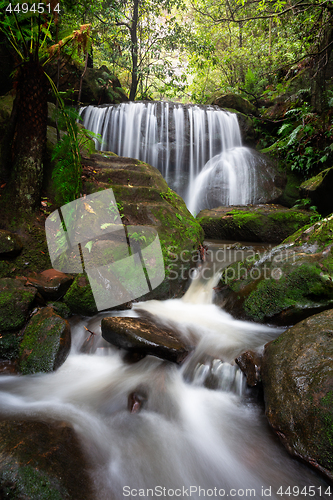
xmin=0 ymin=0 xmax=333 ymax=211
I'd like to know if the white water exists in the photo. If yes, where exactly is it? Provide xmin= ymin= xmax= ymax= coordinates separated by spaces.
xmin=80 ymin=102 xmax=258 ymax=213
xmin=0 ymin=246 xmax=329 ymax=499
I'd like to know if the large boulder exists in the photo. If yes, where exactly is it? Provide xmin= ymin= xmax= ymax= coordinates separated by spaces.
xmin=190 ymin=148 xmax=286 ymax=214
xmin=197 ymin=204 xmax=312 ymax=243
xmin=216 ymin=215 xmax=333 ymax=325
xmin=0 ymin=278 xmax=37 ymax=332
xmin=101 ymin=316 xmax=190 ymax=363
xmin=26 ymin=269 xmax=73 ymax=301
xmin=60 ymin=153 xmax=204 ymax=315
xmin=300 ymin=167 xmax=333 ymax=216
xmin=213 ymin=94 xmax=257 ymax=116
xmin=18 ymin=307 xmax=71 ymax=374
xmin=0 ymin=420 xmax=94 ymax=499
xmin=261 ymin=309 xmax=333 ymax=481
xmin=0 ymin=229 xmax=23 ymax=257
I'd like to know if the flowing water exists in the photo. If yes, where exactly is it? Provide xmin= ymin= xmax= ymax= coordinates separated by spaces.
xmin=80 ymin=102 xmax=260 ymax=212
xmin=0 ymin=243 xmax=330 ymax=499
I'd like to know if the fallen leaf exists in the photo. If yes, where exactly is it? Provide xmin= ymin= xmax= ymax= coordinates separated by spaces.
xmin=84 ymin=202 xmax=96 ymax=214
xmin=1 ymin=183 xmax=6 ymax=188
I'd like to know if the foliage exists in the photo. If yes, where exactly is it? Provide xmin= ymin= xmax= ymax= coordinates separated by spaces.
xmin=261 ymin=104 xmax=333 ymax=177
xmin=51 ymin=106 xmax=102 ymax=205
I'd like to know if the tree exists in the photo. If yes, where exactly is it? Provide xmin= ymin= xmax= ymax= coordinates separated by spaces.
xmin=0 ymin=1 xmax=91 ymax=212
xmin=188 ymin=0 xmax=333 ymax=110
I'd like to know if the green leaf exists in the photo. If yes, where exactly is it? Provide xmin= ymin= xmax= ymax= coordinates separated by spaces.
xmin=84 ymin=241 xmax=93 ymax=253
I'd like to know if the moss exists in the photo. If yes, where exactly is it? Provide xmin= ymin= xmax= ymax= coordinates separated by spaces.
xmin=19 ymin=309 xmax=69 ymax=375
xmin=47 ymin=301 xmax=71 ymax=319
xmin=63 ymin=274 xmax=97 ymax=316
xmin=0 ymin=288 xmax=36 ymax=332
xmin=0 ymin=332 xmax=21 ymax=360
xmin=244 ymin=263 xmax=333 ymax=321
xmin=0 ymin=462 xmax=66 ymax=500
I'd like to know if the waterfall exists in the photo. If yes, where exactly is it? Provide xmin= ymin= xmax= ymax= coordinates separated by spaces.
xmin=0 ymin=242 xmax=327 ymax=498
xmin=80 ymin=101 xmax=259 ymax=214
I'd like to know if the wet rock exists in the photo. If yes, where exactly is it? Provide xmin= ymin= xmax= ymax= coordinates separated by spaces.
xmin=192 ymin=150 xmax=285 ymax=213
xmin=300 ymin=167 xmax=333 ymax=216
xmin=0 ymin=229 xmax=23 ymax=257
xmin=235 ymin=350 xmax=262 ymax=387
xmin=26 ymin=269 xmax=73 ymax=301
xmin=261 ymin=309 xmax=333 ymax=482
xmin=64 ymin=274 xmax=98 ymax=316
xmin=0 ymin=330 xmax=21 ymax=361
xmin=0 ymin=420 xmax=94 ymax=499
xmin=217 ymin=215 xmax=333 ymax=325
xmin=0 ymin=359 xmax=19 ymax=375
xmin=198 ymin=204 xmax=312 ymax=243
xmin=101 ymin=316 xmax=190 ymax=364
xmin=0 ymin=278 xmax=37 ymax=332
xmin=18 ymin=307 xmax=71 ymax=375
xmin=63 ymin=153 xmax=204 ymax=306
xmin=213 ymin=94 xmax=257 ymax=116
xmin=47 ymin=301 xmax=72 ymax=319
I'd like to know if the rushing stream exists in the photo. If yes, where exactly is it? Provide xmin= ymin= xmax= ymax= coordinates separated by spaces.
xmin=0 ymin=242 xmax=330 ymax=499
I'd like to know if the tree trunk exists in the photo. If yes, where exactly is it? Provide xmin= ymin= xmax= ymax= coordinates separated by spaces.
xmin=311 ymin=23 xmax=333 ymax=113
xmin=9 ymin=61 xmax=48 ymax=211
xmin=129 ymin=0 xmax=139 ymax=101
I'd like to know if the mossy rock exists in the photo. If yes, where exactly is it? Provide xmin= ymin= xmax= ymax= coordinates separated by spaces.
xmin=0 ymin=420 xmax=94 ymax=499
xmin=0 ymin=331 xmax=21 ymax=360
xmin=213 ymin=94 xmax=257 ymax=116
xmin=197 ymin=204 xmax=312 ymax=243
xmin=72 ymin=153 xmax=204 ymax=309
xmin=63 ymin=274 xmax=98 ymax=316
xmin=216 ymin=215 xmax=333 ymax=325
xmin=18 ymin=307 xmax=71 ymax=374
xmin=261 ymin=309 xmax=333 ymax=481
xmin=300 ymin=167 xmax=333 ymax=216
xmin=0 ymin=278 xmax=37 ymax=333
xmin=0 ymin=229 xmax=23 ymax=257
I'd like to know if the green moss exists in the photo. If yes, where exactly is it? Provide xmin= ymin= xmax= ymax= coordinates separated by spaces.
xmin=63 ymin=274 xmax=97 ymax=316
xmin=0 ymin=462 xmax=65 ymax=500
xmin=0 ymin=288 xmax=35 ymax=332
xmin=0 ymin=332 xmax=21 ymax=360
xmin=244 ymin=263 xmax=332 ymax=321
xmin=18 ymin=310 xmax=68 ymax=375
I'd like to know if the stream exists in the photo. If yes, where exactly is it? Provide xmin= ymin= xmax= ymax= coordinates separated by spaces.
xmin=0 ymin=242 xmax=330 ymax=499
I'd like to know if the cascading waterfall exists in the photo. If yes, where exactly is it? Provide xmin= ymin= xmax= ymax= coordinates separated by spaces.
xmin=80 ymin=102 xmax=259 ymax=213
xmin=0 ymin=243 xmax=329 ymax=499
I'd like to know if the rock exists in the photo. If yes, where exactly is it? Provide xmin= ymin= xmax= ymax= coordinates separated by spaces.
xmin=47 ymin=301 xmax=72 ymax=319
xmin=213 ymin=94 xmax=257 ymax=116
xmin=300 ymin=167 xmax=333 ymax=216
xmin=64 ymin=274 xmax=98 ymax=316
xmin=58 ymin=153 xmax=204 ymax=314
xmin=0 ymin=229 xmax=23 ymax=257
xmin=235 ymin=350 xmax=262 ymax=387
xmin=0 ymin=420 xmax=94 ymax=499
xmin=192 ymin=149 xmax=285 ymax=213
xmin=0 ymin=360 xmax=18 ymax=375
xmin=0 ymin=330 xmax=21 ymax=361
xmin=197 ymin=204 xmax=312 ymax=243
xmin=26 ymin=269 xmax=73 ymax=301
xmin=217 ymin=215 xmax=333 ymax=325
xmin=0 ymin=278 xmax=37 ymax=332
xmin=101 ymin=316 xmax=190 ymax=364
xmin=261 ymin=309 xmax=333 ymax=482
xmin=18 ymin=307 xmax=71 ymax=374
xmin=46 ymin=58 xmax=128 ymax=105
